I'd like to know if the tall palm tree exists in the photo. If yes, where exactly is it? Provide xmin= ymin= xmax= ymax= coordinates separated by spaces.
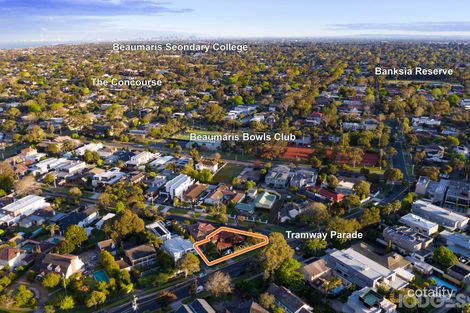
xmin=46 ymin=223 xmax=59 ymax=237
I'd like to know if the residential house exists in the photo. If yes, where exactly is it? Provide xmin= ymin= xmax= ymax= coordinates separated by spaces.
xmin=184 ymin=183 xmax=208 ymax=203
xmin=439 ymin=230 xmax=470 ymax=258
xmin=39 ymin=253 xmax=84 ymax=279
xmin=225 ymin=300 xmax=269 ymax=313
xmin=210 ymin=230 xmax=244 ymax=251
xmin=415 ymin=177 xmax=470 ymax=214
xmin=125 ymin=151 xmax=157 ymax=167
xmin=265 ymin=165 xmax=291 ymax=188
xmin=411 ymin=200 xmax=468 ymax=230
xmin=204 ymin=185 xmax=230 ymax=205
xmin=327 ymin=248 xmax=407 ymax=290
xmin=343 ymin=287 xmax=397 ymax=313
xmin=266 ymin=283 xmax=313 ymax=313
xmin=290 ymin=169 xmax=317 ymax=188
xmin=399 ymin=213 xmax=439 ymax=236
xmin=0 ymin=246 xmax=26 ymax=270
xmin=300 ymin=258 xmax=334 ymax=289
xmin=162 ymin=236 xmax=195 ymax=262
xmin=189 ymin=223 xmax=215 ymax=241
xmin=254 ymin=191 xmax=277 ymax=210
xmin=124 ymin=244 xmax=157 ymax=269
xmin=92 ymin=167 xmax=126 ymax=187
xmin=58 ymin=206 xmax=99 ymax=230
xmin=145 ymin=221 xmax=171 ymax=241
xmin=97 ymin=239 xmax=118 ymax=255
xmin=196 ymin=159 xmax=219 ymax=173
xmin=0 ymin=195 xmax=50 ymax=226
xmin=383 ymin=226 xmax=433 ymax=254
xmin=74 ymin=142 xmax=104 ymax=156
xmin=165 ymin=174 xmax=195 ymax=199
xmin=176 ymin=299 xmax=216 ymax=313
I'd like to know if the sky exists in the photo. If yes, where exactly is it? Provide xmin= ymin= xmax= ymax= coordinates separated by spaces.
xmin=1 ymin=0 xmax=470 ymax=45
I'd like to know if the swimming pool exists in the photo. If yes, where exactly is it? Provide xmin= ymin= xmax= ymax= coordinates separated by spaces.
xmin=92 ymin=270 xmax=110 ymax=283
xmin=430 ymin=275 xmax=458 ymax=292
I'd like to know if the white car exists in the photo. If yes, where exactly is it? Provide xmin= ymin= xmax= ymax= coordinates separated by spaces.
xmin=196 ymin=285 xmax=204 ymax=293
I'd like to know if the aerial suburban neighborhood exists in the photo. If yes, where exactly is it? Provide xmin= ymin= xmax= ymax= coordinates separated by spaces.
xmin=0 ymin=1 xmax=470 ymax=313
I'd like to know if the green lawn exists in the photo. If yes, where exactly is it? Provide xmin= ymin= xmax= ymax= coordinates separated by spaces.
xmin=213 ymin=163 xmax=245 ymax=184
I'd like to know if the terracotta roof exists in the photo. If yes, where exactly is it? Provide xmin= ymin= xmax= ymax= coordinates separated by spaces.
xmin=189 ymin=223 xmax=215 ymax=241
xmin=0 ymin=246 xmax=25 ymax=261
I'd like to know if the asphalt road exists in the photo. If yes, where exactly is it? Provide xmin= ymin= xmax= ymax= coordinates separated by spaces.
xmin=104 ymin=257 xmax=255 ymax=313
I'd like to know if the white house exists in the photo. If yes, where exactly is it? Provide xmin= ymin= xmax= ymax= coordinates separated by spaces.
xmin=165 ymin=174 xmax=195 ymax=199
xmin=126 ymin=151 xmax=158 ymax=167
xmin=92 ymin=167 xmax=126 ymax=187
xmin=0 ymin=195 xmax=50 ymax=226
xmin=145 ymin=221 xmax=171 ymax=241
xmin=0 ymin=246 xmax=27 ymax=271
xmin=162 ymin=236 xmax=195 ymax=261
xmin=39 ymin=253 xmax=84 ymax=279
xmin=399 ymin=213 xmax=439 ymax=236
xmin=195 ymin=159 xmax=219 ymax=173
xmin=74 ymin=142 xmax=104 ymax=156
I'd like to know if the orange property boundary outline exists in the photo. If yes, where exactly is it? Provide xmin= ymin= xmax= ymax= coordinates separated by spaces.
xmin=193 ymin=226 xmax=269 ymax=266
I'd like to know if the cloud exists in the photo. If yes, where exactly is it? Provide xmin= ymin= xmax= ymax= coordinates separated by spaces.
xmin=328 ymin=22 xmax=470 ymax=32
xmin=0 ymin=0 xmax=193 ymax=16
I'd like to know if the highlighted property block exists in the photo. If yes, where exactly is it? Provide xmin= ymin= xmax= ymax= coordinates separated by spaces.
xmin=193 ymin=226 xmax=269 ymax=266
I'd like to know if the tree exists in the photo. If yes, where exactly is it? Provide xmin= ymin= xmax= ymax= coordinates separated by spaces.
xmin=384 ymin=168 xmax=403 ymax=182
xmin=68 ymin=187 xmax=82 ymax=203
xmin=303 ymin=239 xmax=327 ymax=256
xmin=46 ymin=143 xmax=61 ymax=156
xmin=259 ymin=232 xmax=294 ymax=279
xmin=104 ymin=209 xmax=145 ymax=239
xmin=177 ymin=253 xmax=200 ymax=278
xmin=42 ymin=272 xmax=61 ymax=289
xmin=64 ymin=225 xmax=88 ymax=247
xmin=205 ymin=271 xmax=233 ymax=297
xmin=322 ymin=277 xmax=342 ymax=294
xmin=311 ymin=156 xmax=322 ymax=168
xmin=85 ymin=291 xmax=107 ymax=308
xmin=0 ymin=162 xmax=15 ymax=193
xmin=156 ymin=290 xmax=177 ymax=306
xmin=361 ymin=207 xmax=381 ymax=227
xmin=273 ymin=307 xmax=285 ymax=313
xmin=326 ymin=175 xmax=339 ymax=189
xmin=44 ymin=305 xmax=56 ymax=313
xmin=259 ymin=292 xmax=275 ymax=310
xmin=204 ymin=103 xmax=225 ymax=123
xmin=197 ymin=169 xmax=213 ymax=183
xmin=14 ymin=285 xmax=36 ymax=307
xmin=100 ymin=250 xmax=119 ymax=274
xmin=353 ymin=180 xmax=370 ymax=200
xmin=326 ymin=218 xmax=361 ymax=245
xmin=275 ymin=258 xmax=303 ymax=287
xmin=348 ymin=147 xmax=364 ymax=168
xmin=433 ymin=246 xmax=458 ymax=267
xmin=25 ymin=125 xmax=45 ymax=143
xmin=43 ymin=174 xmax=56 ymax=185
xmin=59 ymin=295 xmax=75 ymax=310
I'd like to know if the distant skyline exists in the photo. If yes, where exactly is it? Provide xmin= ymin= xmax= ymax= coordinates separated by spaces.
xmin=1 ymin=0 xmax=470 ymax=46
